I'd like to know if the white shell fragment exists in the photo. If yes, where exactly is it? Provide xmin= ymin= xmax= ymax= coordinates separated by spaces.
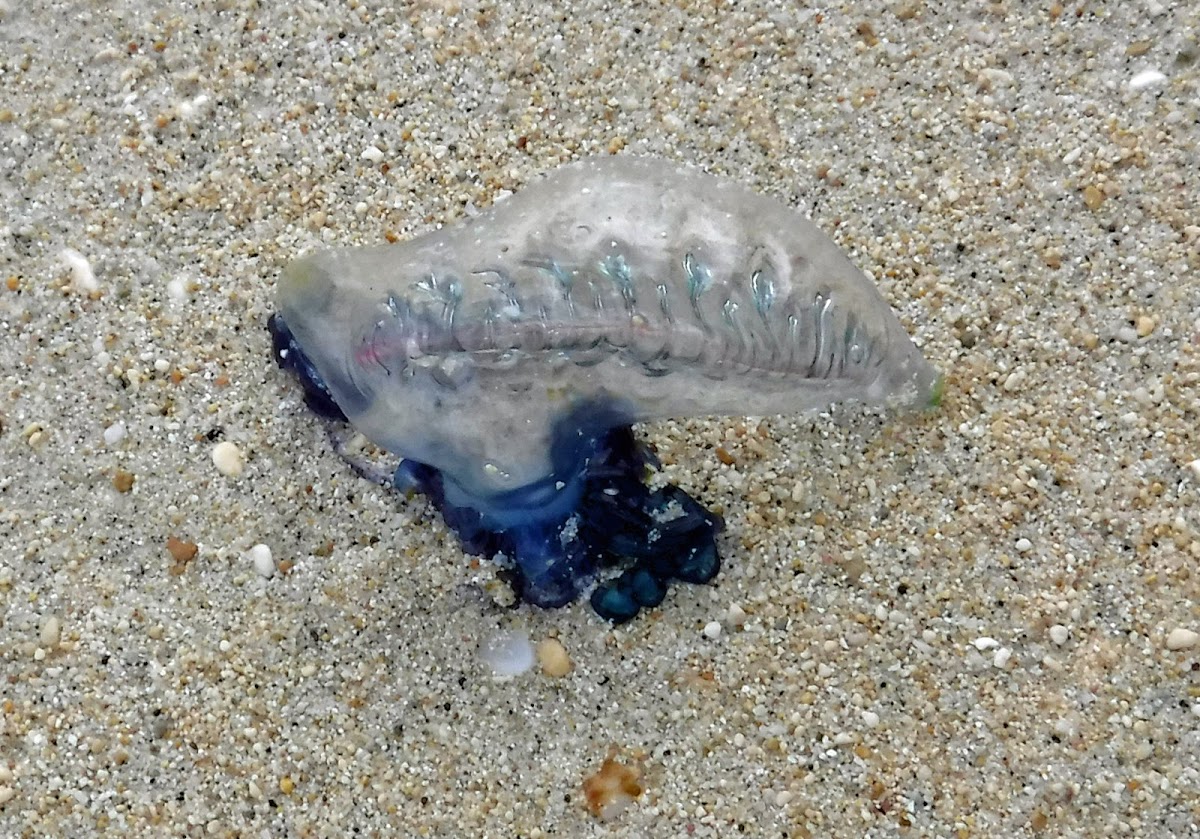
xmin=211 ymin=441 xmax=245 ymax=477
xmin=1128 ymin=69 xmax=1167 ymax=90
xmin=40 ymin=616 xmax=62 ymax=650
xmin=480 ymin=630 xmax=535 ymax=677
xmin=103 ymin=421 xmax=127 ymax=446
xmin=247 ymin=544 xmax=276 ymax=578
xmin=1165 ymin=628 xmax=1198 ymax=651
xmin=60 ymin=247 xmax=98 ymax=293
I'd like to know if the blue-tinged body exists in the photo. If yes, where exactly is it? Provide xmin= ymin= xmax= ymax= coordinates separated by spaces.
xmin=269 ymin=313 xmax=721 ymax=617
xmin=269 ymin=155 xmax=941 ymax=622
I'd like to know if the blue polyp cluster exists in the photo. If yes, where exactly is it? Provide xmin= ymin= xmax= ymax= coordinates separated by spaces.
xmin=395 ymin=427 xmax=723 ymax=622
xmin=269 ymin=312 xmax=724 ymax=623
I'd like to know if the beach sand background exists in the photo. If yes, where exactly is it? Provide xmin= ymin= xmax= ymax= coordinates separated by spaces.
xmin=2 ymin=1 xmax=1198 ymax=836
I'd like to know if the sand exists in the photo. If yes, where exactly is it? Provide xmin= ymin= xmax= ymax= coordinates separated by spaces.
xmin=2 ymin=1 xmax=1198 ymax=836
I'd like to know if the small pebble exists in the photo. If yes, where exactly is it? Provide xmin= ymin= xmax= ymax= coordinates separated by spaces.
xmin=361 ymin=145 xmax=385 ymax=163
xmin=1049 ymin=624 xmax=1070 ymax=646
xmin=1082 ymin=185 xmax=1105 ymax=210
xmin=702 ymin=620 xmax=722 ymax=640
xmin=1165 ymin=628 xmax=1198 ymax=650
xmin=166 ymin=536 xmax=198 ymax=564
xmin=39 ymin=616 xmax=62 ymax=649
xmin=972 ymin=637 xmax=999 ymax=651
xmin=1128 ymin=69 xmax=1166 ymax=90
xmin=24 ymin=423 xmax=48 ymax=450
xmin=0 ymin=786 xmax=15 ymax=806
xmin=166 ymin=277 xmax=187 ymax=302
xmin=177 ymin=93 xmax=210 ymax=120
xmin=1135 ymin=315 xmax=1156 ymax=338
xmin=582 ymin=756 xmax=643 ymax=820
xmin=1015 ymin=537 xmax=1033 ymax=553
xmin=211 ymin=441 xmax=245 ymax=477
xmin=1126 ymin=40 xmax=1153 ymax=58
xmin=862 ymin=710 xmax=879 ymax=728
xmin=481 ymin=630 xmax=535 ymax=677
xmin=726 ymin=602 xmax=747 ymax=627
xmin=993 ymin=647 xmax=1012 ymax=668
xmin=103 ymin=421 xmax=127 ymax=446
xmin=536 ymin=638 xmax=572 ymax=677
xmin=1187 ymin=459 xmax=1200 ymax=481
xmin=247 ymin=544 xmax=275 ymax=578
xmin=60 ymin=247 xmax=98 ymax=292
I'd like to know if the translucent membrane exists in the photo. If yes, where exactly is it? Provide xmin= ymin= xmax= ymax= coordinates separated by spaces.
xmin=273 ymin=155 xmax=940 ymax=618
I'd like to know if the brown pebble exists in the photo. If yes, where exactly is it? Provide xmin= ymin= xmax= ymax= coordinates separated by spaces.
xmin=583 ymin=754 xmax=642 ymax=820
xmin=112 ymin=469 xmax=135 ymax=493
xmin=840 ymin=556 xmax=867 ymax=583
xmin=166 ymin=536 xmax=198 ymax=564
xmin=1083 ymin=185 xmax=1105 ymax=210
xmin=537 ymin=638 xmax=572 ymax=677
xmin=715 ymin=446 xmax=736 ymax=465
